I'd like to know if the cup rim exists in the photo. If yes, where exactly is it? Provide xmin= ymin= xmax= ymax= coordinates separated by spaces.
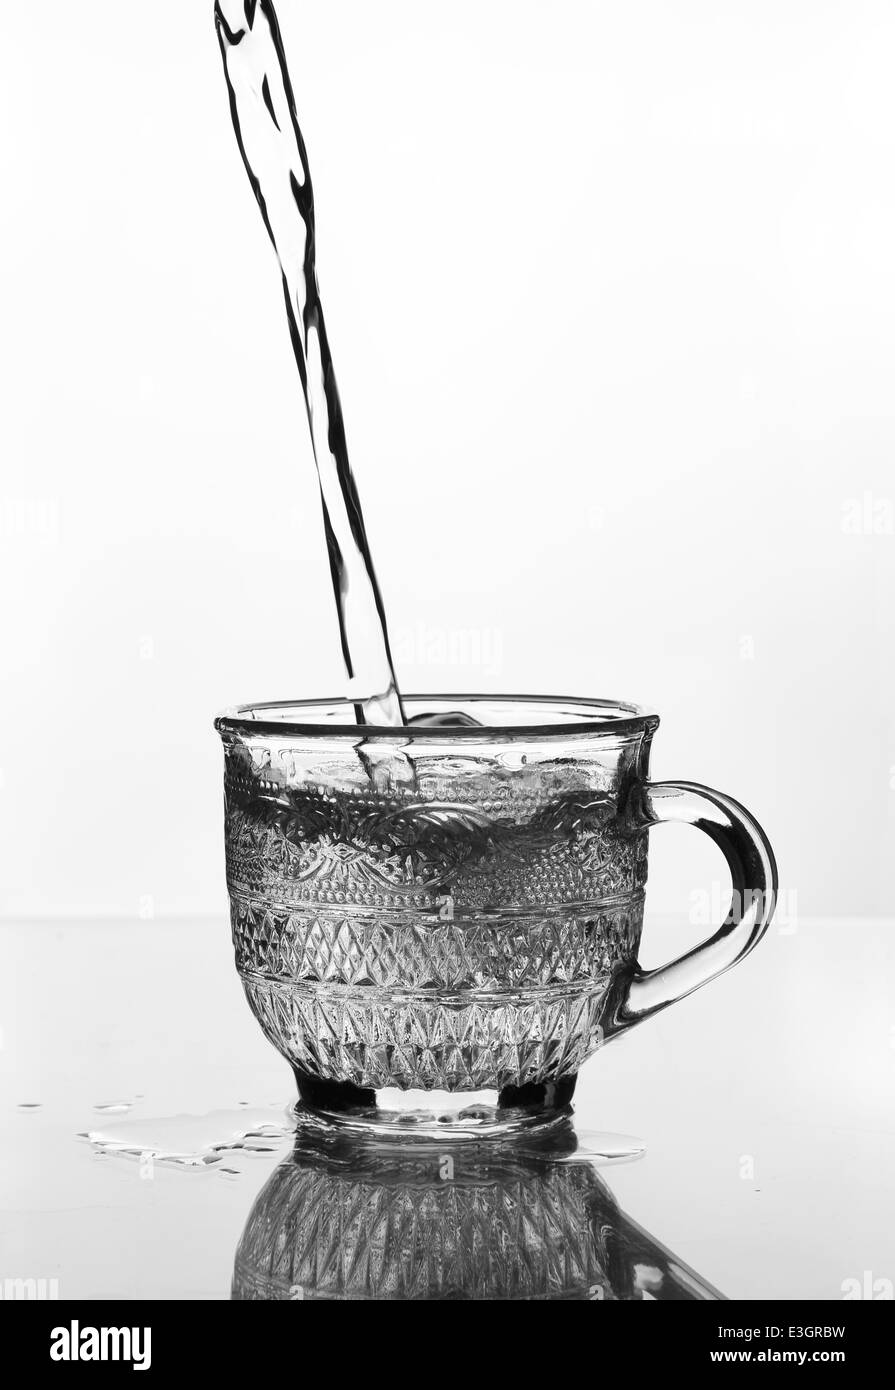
xmin=214 ymin=693 xmax=660 ymax=741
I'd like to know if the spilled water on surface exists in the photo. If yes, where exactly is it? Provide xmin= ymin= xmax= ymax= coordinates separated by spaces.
xmin=83 ymin=1106 xmax=294 ymax=1171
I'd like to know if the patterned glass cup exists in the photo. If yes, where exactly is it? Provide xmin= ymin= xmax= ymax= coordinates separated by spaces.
xmin=215 ymin=695 xmax=776 ymax=1137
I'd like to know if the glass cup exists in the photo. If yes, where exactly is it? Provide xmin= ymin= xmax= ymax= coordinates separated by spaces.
xmin=215 ymin=695 xmax=776 ymax=1137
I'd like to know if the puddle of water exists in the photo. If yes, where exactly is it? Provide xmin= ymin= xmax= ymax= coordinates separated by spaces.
xmin=83 ymin=1106 xmax=294 ymax=1170
xmin=548 ymin=1130 xmax=646 ymax=1166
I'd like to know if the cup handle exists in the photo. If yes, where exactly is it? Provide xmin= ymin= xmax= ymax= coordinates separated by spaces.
xmin=604 ymin=781 xmax=778 ymax=1039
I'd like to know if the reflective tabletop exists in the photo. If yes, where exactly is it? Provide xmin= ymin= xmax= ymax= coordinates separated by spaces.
xmin=2 ymin=918 xmax=893 ymax=1300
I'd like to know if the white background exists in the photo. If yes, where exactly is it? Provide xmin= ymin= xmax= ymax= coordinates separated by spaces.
xmin=2 ymin=1 xmax=893 ymax=925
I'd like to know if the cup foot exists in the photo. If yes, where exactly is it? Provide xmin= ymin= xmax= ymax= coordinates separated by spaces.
xmin=291 ymin=1070 xmax=578 ymax=1141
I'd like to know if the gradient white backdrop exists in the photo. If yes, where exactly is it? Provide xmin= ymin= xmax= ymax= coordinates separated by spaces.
xmin=2 ymin=1 xmax=893 ymax=924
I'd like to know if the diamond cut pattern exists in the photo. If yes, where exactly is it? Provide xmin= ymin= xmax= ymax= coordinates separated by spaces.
xmin=233 ymin=1154 xmax=620 ymax=1300
xmin=231 ymin=898 xmax=643 ymax=990
xmin=243 ymin=976 xmax=610 ymax=1089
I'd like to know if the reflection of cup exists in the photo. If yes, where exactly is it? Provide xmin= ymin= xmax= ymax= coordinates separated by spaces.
xmin=215 ymin=695 xmax=776 ymax=1136
xmin=232 ymin=1121 xmax=723 ymax=1301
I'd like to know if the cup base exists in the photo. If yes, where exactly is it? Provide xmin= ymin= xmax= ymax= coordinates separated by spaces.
xmin=291 ymin=1070 xmax=578 ymax=1141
